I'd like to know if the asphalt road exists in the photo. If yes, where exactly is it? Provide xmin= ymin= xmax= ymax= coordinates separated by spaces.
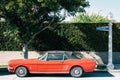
xmin=0 ymin=69 xmax=120 ymax=80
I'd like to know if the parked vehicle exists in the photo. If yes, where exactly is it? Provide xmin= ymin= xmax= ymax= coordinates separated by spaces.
xmin=8 ymin=51 xmax=96 ymax=77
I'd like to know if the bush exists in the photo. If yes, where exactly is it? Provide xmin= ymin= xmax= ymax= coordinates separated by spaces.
xmin=32 ymin=23 xmax=120 ymax=51
xmin=0 ymin=22 xmax=120 ymax=51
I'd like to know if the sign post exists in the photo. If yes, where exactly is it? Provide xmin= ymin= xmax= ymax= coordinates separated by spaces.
xmin=96 ymin=26 xmax=109 ymax=31
xmin=107 ymin=13 xmax=114 ymax=70
xmin=96 ymin=12 xmax=114 ymax=70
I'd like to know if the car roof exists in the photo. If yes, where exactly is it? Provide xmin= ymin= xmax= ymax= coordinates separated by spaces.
xmin=46 ymin=51 xmax=72 ymax=53
xmin=46 ymin=51 xmax=80 ymax=59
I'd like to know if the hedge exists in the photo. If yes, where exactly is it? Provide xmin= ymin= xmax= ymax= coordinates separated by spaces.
xmin=0 ymin=22 xmax=120 ymax=51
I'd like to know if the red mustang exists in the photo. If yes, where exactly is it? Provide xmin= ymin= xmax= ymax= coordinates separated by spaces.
xmin=8 ymin=51 xmax=96 ymax=77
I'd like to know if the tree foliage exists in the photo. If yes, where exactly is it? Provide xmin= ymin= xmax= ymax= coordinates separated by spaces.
xmin=0 ymin=0 xmax=89 ymax=58
xmin=0 ymin=21 xmax=21 ymax=50
xmin=0 ymin=0 xmax=89 ymax=44
xmin=72 ymin=13 xmax=109 ymax=23
xmin=1 ymin=23 xmax=120 ymax=51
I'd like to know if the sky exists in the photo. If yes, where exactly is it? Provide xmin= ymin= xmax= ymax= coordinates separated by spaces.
xmin=86 ymin=0 xmax=120 ymax=22
xmin=65 ymin=0 xmax=120 ymax=22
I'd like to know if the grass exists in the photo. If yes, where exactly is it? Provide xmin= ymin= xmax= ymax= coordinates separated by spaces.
xmin=0 ymin=65 xmax=8 ymax=68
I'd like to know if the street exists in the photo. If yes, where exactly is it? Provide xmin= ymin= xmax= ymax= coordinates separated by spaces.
xmin=0 ymin=70 xmax=120 ymax=80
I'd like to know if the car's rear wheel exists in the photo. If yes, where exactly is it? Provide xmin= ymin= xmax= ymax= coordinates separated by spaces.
xmin=15 ymin=66 xmax=28 ymax=77
xmin=70 ymin=66 xmax=83 ymax=78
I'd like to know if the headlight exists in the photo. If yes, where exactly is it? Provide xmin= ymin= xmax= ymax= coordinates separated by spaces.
xmin=8 ymin=65 xmax=14 ymax=71
xmin=8 ymin=66 xmax=14 ymax=70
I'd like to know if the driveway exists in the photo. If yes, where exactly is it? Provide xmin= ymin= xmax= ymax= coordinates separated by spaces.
xmin=0 ymin=69 xmax=120 ymax=80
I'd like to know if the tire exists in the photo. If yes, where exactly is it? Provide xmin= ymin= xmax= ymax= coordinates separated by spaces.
xmin=70 ymin=66 xmax=83 ymax=78
xmin=15 ymin=66 xmax=28 ymax=77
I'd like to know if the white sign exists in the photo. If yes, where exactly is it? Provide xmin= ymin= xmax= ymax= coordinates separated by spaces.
xmin=96 ymin=26 xmax=109 ymax=31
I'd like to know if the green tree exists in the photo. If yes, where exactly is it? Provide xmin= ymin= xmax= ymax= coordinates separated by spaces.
xmin=72 ymin=13 xmax=109 ymax=23
xmin=0 ymin=0 xmax=89 ymax=58
xmin=0 ymin=21 xmax=21 ymax=50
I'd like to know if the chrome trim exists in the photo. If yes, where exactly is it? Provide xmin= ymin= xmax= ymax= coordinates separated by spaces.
xmin=30 ymin=72 xmax=69 ymax=74
xmin=8 ymin=66 xmax=14 ymax=72
xmin=8 ymin=66 xmax=14 ymax=70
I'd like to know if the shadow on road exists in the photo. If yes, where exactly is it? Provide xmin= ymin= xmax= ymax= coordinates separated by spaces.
xmin=28 ymin=74 xmax=71 ymax=77
xmin=0 ymin=68 xmax=14 ymax=75
xmin=27 ymin=71 xmax=114 ymax=78
xmin=83 ymin=71 xmax=114 ymax=77
xmin=0 ymin=69 xmax=114 ymax=78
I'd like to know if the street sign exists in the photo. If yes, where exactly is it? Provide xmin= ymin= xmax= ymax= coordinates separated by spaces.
xmin=96 ymin=26 xmax=109 ymax=31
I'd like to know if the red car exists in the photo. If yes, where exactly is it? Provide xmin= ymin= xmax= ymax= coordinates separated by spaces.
xmin=8 ymin=51 xmax=96 ymax=77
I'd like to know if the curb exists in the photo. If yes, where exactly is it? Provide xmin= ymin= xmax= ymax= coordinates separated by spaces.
xmin=108 ymin=70 xmax=120 ymax=73
xmin=95 ymin=69 xmax=120 ymax=72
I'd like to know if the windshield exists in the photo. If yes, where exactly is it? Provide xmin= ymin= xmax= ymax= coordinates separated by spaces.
xmin=38 ymin=53 xmax=47 ymax=60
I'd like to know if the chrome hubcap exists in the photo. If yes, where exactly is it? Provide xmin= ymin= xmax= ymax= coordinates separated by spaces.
xmin=74 ymin=69 xmax=80 ymax=74
xmin=19 ymin=69 xmax=24 ymax=74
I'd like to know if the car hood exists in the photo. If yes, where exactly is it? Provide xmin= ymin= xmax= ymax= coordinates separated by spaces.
xmin=8 ymin=58 xmax=37 ymax=65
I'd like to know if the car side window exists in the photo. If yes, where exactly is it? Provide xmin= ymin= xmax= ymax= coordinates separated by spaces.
xmin=47 ymin=53 xmax=63 ymax=60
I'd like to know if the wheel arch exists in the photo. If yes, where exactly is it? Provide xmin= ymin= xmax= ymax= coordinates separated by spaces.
xmin=15 ymin=65 xmax=29 ymax=73
xmin=70 ymin=65 xmax=84 ymax=73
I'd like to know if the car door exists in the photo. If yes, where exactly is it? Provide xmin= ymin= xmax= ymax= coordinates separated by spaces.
xmin=37 ymin=53 xmax=66 ymax=72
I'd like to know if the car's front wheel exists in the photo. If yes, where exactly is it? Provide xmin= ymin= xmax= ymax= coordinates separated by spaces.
xmin=70 ymin=66 xmax=83 ymax=78
xmin=15 ymin=66 xmax=28 ymax=77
